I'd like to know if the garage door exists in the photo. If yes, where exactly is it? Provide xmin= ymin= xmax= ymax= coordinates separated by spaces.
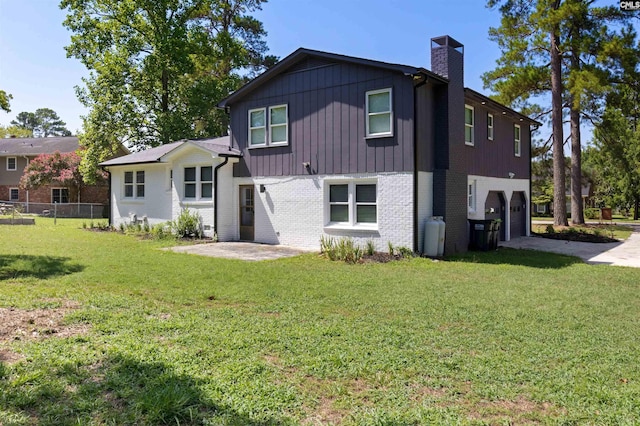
xmin=510 ymin=192 xmax=527 ymax=238
xmin=485 ymin=191 xmax=506 ymax=241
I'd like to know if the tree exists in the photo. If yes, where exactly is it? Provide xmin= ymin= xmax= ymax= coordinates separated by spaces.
xmin=0 ymin=125 xmax=33 ymax=139
xmin=19 ymin=151 xmax=105 ymax=203
xmin=11 ymin=108 xmax=72 ymax=137
xmin=60 ymin=0 xmax=275 ymax=182
xmin=0 ymin=89 xmax=12 ymax=112
xmin=484 ymin=0 xmax=628 ymax=226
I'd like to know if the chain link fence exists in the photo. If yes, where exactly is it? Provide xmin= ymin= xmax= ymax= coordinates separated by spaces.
xmin=0 ymin=201 xmax=108 ymax=219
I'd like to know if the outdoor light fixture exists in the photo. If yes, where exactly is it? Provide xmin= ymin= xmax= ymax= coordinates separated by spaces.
xmin=259 ymin=184 xmax=266 ymax=193
xmin=508 ymin=172 xmax=515 ymax=179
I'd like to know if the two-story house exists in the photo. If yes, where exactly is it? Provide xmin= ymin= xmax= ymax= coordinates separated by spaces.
xmin=0 ymin=136 xmax=124 ymax=216
xmin=102 ymin=36 xmax=538 ymax=254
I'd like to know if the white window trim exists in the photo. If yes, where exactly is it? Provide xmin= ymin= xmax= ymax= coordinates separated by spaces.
xmin=248 ymin=107 xmax=267 ymax=147
xmin=182 ymin=165 xmax=213 ymax=201
xmin=123 ymin=170 xmax=145 ymax=199
xmin=487 ymin=113 xmax=494 ymax=141
xmin=514 ymin=124 xmax=521 ymax=157
xmin=249 ymin=105 xmax=290 ymax=149
xmin=468 ymin=180 xmax=476 ymax=213
xmin=324 ymin=179 xmax=378 ymax=231
xmin=9 ymin=187 xmax=19 ymax=201
xmin=6 ymin=157 xmax=17 ymax=171
xmin=51 ymin=187 xmax=69 ymax=204
xmin=269 ymin=104 xmax=289 ymax=146
xmin=465 ymin=104 xmax=474 ymax=146
xmin=365 ymin=88 xmax=393 ymax=138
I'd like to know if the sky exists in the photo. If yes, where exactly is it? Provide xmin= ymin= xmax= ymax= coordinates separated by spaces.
xmin=0 ymin=0 xmax=631 ymax=138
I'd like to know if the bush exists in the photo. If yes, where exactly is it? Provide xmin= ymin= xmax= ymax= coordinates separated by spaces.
xmin=319 ymin=236 xmax=363 ymax=263
xmin=585 ymin=208 xmax=600 ymax=220
xmin=545 ymin=224 xmax=555 ymax=234
xmin=171 ymin=208 xmax=202 ymax=238
xmin=365 ymin=239 xmax=375 ymax=256
xmin=151 ymin=223 xmax=173 ymax=240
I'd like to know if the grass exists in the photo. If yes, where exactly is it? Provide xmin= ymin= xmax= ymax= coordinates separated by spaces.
xmin=531 ymin=223 xmax=633 ymax=241
xmin=1 ymin=219 xmax=640 ymax=424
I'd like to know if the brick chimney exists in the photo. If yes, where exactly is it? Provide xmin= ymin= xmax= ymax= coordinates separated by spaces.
xmin=430 ymin=35 xmax=468 ymax=255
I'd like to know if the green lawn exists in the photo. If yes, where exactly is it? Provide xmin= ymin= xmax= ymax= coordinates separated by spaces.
xmin=1 ymin=219 xmax=640 ymax=425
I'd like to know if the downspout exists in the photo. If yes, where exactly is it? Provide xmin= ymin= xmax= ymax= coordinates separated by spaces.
xmin=23 ymin=156 xmax=30 ymax=213
xmin=104 ymin=168 xmax=112 ymax=225
xmin=528 ymin=123 xmax=539 ymax=236
xmin=412 ymin=76 xmax=428 ymax=253
xmin=213 ymin=155 xmax=230 ymax=238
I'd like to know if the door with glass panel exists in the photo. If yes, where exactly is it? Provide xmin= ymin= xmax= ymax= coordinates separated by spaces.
xmin=239 ymin=185 xmax=254 ymax=241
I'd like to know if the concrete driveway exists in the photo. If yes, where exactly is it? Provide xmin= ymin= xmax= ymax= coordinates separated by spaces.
xmin=166 ymin=241 xmax=313 ymax=261
xmin=500 ymin=232 xmax=640 ymax=268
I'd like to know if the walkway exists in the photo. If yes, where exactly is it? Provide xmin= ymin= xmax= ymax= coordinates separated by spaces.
xmin=166 ymin=241 xmax=312 ymax=261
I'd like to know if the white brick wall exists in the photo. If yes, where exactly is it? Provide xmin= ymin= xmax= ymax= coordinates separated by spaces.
xmin=231 ymin=172 xmax=414 ymax=251
xmin=467 ymin=174 xmax=530 ymax=239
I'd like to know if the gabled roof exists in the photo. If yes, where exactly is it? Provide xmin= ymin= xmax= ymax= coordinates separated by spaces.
xmin=99 ymin=136 xmax=241 ymax=167
xmin=0 ymin=136 xmax=80 ymax=156
xmin=464 ymin=88 xmax=541 ymax=126
xmin=218 ymin=48 xmax=447 ymax=107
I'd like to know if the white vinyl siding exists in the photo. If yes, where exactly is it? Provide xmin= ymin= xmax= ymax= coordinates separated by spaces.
xmin=366 ymin=88 xmax=393 ymax=138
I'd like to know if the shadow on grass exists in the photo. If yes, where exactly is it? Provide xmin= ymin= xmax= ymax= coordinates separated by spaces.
xmin=0 ymin=353 xmax=289 ymax=425
xmin=0 ymin=255 xmax=84 ymax=280
xmin=448 ymin=247 xmax=584 ymax=269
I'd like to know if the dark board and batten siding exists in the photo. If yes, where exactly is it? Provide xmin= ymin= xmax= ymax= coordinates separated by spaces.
xmin=461 ymin=101 xmax=531 ymax=179
xmin=230 ymin=61 xmax=415 ymax=177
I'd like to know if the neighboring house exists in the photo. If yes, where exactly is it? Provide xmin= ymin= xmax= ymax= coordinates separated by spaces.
xmin=0 ymin=136 xmax=121 ymax=214
xmin=102 ymin=36 xmax=539 ymax=254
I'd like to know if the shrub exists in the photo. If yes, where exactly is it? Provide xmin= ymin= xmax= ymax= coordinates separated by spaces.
xmin=585 ymin=208 xmax=600 ymax=220
xmin=545 ymin=224 xmax=555 ymax=234
xmin=171 ymin=208 xmax=202 ymax=238
xmin=151 ymin=223 xmax=173 ymax=240
xmin=388 ymin=241 xmax=395 ymax=256
xmin=396 ymin=246 xmax=415 ymax=258
xmin=320 ymin=236 xmax=362 ymax=263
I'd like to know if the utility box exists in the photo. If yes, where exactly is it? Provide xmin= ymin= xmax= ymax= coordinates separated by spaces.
xmin=468 ymin=219 xmax=494 ymax=251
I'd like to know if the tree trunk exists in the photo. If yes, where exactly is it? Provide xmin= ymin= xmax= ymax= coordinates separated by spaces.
xmin=550 ymin=26 xmax=567 ymax=226
xmin=635 ymin=196 xmax=639 ymax=221
xmin=570 ymin=103 xmax=584 ymax=224
xmin=161 ymin=68 xmax=169 ymax=144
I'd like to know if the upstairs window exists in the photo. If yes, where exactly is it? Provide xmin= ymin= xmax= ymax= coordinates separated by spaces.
xmin=7 ymin=157 xmax=16 ymax=171
xmin=124 ymin=171 xmax=145 ymax=198
xmin=249 ymin=108 xmax=266 ymax=146
xmin=249 ymin=105 xmax=289 ymax=147
xmin=514 ymin=124 xmax=521 ymax=157
xmin=366 ymin=88 xmax=393 ymax=137
xmin=465 ymin=105 xmax=474 ymax=146
xmin=487 ymin=113 xmax=494 ymax=140
xmin=269 ymin=105 xmax=288 ymax=145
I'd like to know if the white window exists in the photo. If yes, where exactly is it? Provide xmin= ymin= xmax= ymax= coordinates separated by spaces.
xmin=9 ymin=188 xmax=19 ymax=201
xmin=366 ymin=88 xmax=393 ymax=137
xmin=468 ymin=180 xmax=476 ymax=212
xmin=6 ymin=157 xmax=17 ymax=171
xmin=52 ymin=188 xmax=69 ymax=204
xmin=465 ymin=105 xmax=474 ymax=146
xmin=184 ymin=166 xmax=212 ymax=199
xmin=327 ymin=181 xmax=377 ymax=227
xmin=269 ymin=105 xmax=288 ymax=145
xmin=124 ymin=171 xmax=145 ymax=198
xmin=514 ymin=124 xmax=521 ymax=157
xmin=249 ymin=108 xmax=266 ymax=146
xmin=487 ymin=113 xmax=494 ymax=140
xmin=536 ymin=204 xmax=547 ymax=214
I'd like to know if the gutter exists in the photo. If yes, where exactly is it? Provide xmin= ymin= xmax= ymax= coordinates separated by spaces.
xmin=412 ymin=76 xmax=429 ymax=253
xmin=213 ymin=155 xmax=230 ymax=237
xmin=529 ymin=123 xmax=540 ymax=236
